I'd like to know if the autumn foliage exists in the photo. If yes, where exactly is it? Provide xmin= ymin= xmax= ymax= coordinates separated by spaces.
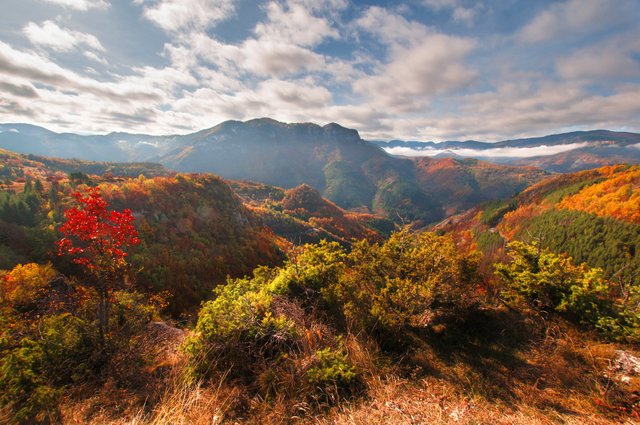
xmin=557 ymin=165 xmax=640 ymax=224
xmin=57 ymin=187 xmax=140 ymax=344
xmin=57 ymin=187 xmax=140 ymax=273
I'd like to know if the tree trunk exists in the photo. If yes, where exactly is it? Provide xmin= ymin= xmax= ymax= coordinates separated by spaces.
xmin=97 ymin=286 xmax=108 ymax=348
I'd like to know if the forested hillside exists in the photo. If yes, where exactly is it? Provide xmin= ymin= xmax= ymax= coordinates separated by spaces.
xmin=1 ymin=151 xmax=639 ymax=425
xmin=0 ymin=150 xmax=393 ymax=314
xmin=437 ymin=164 xmax=640 ymax=280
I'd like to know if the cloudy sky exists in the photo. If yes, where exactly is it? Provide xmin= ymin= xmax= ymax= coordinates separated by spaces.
xmin=1 ymin=0 xmax=639 ymax=140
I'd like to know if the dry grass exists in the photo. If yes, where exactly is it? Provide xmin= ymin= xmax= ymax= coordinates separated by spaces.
xmin=128 ymin=374 xmax=236 ymax=425
xmin=55 ymin=313 xmax=640 ymax=425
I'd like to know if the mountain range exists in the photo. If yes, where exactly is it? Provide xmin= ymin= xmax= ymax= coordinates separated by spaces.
xmin=374 ymin=129 xmax=640 ymax=172
xmin=0 ymin=119 xmax=548 ymax=223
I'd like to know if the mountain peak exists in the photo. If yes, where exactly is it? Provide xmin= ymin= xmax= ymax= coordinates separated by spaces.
xmin=322 ymin=122 xmax=360 ymax=141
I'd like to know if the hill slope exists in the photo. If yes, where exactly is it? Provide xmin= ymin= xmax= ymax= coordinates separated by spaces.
xmin=437 ymin=164 xmax=640 ymax=279
xmin=0 ymin=150 xmax=393 ymax=312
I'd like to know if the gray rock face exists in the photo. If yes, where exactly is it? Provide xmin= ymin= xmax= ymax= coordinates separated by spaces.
xmin=611 ymin=350 xmax=640 ymax=375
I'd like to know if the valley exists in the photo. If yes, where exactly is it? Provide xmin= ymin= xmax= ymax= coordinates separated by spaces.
xmin=1 ymin=123 xmax=639 ymax=424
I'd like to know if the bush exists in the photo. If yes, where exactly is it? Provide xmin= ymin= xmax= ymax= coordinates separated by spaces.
xmin=306 ymin=347 xmax=358 ymax=393
xmin=496 ymin=241 xmax=640 ymax=342
xmin=184 ymin=243 xmax=355 ymax=403
xmin=184 ymin=267 xmax=299 ymax=380
xmin=185 ymin=231 xmax=484 ymax=403
xmin=0 ymin=263 xmax=162 ymax=423
xmin=0 ymin=314 xmax=96 ymax=423
xmin=330 ymin=230 xmax=481 ymax=338
xmin=0 ymin=263 xmax=57 ymax=312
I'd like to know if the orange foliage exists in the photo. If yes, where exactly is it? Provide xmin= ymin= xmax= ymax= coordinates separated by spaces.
xmin=557 ymin=166 xmax=640 ymax=224
xmin=498 ymin=204 xmax=548 ymax=240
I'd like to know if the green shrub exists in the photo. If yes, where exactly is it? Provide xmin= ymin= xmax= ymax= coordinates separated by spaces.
xmin=330 ymin=230 xmax=480 ymax=338
xmin=306 ymin=347 xmax=358 ymax=392
xmin=185 ymin=231 xmax=484 ymax=403
xmin=184 ymin=267 xmax=298 ymax=379
xmin=0 ymin=314 xmax=96 ymax=423
xmin=496 ymin=241 xmax=639 ymax=342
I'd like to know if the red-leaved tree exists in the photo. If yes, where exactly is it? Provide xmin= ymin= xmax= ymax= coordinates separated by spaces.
xmin=57 ymin=187 xmax=140 ymax=344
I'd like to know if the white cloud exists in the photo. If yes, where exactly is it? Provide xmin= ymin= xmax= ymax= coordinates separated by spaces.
xmin=422 ymin=0 xmax=481 ymax=25
xmin=24 ymin=20 xmax=105 ymax=52
xmin=519 ymin=0 xmax=631 ymax=43
xmin=256 ymin=1 xmax=339 ymax=47
xmin=369 ymin=80 xmax=640 ymax=141
xmin=557 ymin=32 xmax=640 ymax=80
xmin=40 ymin=0 xmax=109 ymax=10
xmin=355 ymin=7 xmax=476 ymax=110
xmin=384 ymin=143 xmax=591 ymax=158
xmin=83 ymin=51 xmax=107 ymax=65
xmin=139 ymin=0 xmax=235 ymax=32
xmin=168 ymin=1 xmax=352 ymax=80
xmin=0 ymin=40 xmax=186 ymax=118
xmin=452 ymin=6 xmax=476 ymax=24
xmin=1 ymin=0 xmax=640 ymax=142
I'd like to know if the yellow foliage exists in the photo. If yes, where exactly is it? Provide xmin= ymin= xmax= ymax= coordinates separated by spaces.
xmin=1 ymin=263 xmax=57 ymax=308
xmin=558 ymin=166 xmax=640 ymax=224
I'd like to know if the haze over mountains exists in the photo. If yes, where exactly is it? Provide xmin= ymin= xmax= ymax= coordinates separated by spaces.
xmin=3 ymin=120 xmax=639 ymax=175
xmin=0 ymin=118 xmax=548 ymax=223
xmin=375 ymin=130 xmax=640 ymax=172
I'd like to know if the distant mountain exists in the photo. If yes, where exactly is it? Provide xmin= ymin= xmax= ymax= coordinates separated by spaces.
xmin=0 ymin=119 xmax=549 ymax=223
xmin=436 ymin=164 xmax=640 ymax=279
xmin=373 ymin=130 xmax=640 ymax=172
xmin=0 ymin=123 xmax=177 ymax=162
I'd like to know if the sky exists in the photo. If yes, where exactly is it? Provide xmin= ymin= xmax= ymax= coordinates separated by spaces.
xmin=0 ymin=0 xmax=639 ymax=141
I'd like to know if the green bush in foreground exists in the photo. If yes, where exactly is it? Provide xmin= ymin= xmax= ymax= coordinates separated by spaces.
xmin=496 ymin=241 xmax=640 ymax=342
xmin=0 ymin=261 xmax=162 ymax=424
xmin=306 ymin=347 xmax=358 ymax=392
xmin=0 ymin=314 xmax=96 ymax=423
xmin=185 ymin=231 xmax=482 ymax=402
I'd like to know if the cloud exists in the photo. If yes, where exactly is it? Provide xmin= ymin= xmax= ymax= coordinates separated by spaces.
xmin=0 ymin=41 xmax=165 ymax=103
xmin=24 ymin=20 xmax=105 ymax=52
xmin=556 ymin=32 xmax=640 ymax=81
xmin=39 ymin=0 xmax=109 ymax=10
xmin=355 ymin=7 xmax=476 ymax=110
xmin=241 ymin=40 xmax=324 ymax=77
xmin=83 ymin=51 xmax=108 ymax=65
xmin=519 ymin=0 xmax=632 ymax=43
xmin=422 ymin=0 xmax=481 ymax=25
xmin=383 ymin=143 xmax=591 ymax=158
xmin=256 ymin=1 xmax=339 ymax=47
xmin=170 ymin=77 xmax=332 ymax=126
xmin=0 ymin=81 xmax=39 ymax=98
xmin=1 ymin=0 xmax=640 ymax=142
xmin=168 ymin=1 xmax=350 ymax=79
xmin=369 ymin=80 xmax=640 ymax=141
xmin=139 ymin=0 xmax=235 ymax=32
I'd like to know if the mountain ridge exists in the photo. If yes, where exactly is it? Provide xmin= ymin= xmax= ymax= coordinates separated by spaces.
xmin=0 ymin=119 xmax=554 ymax=223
